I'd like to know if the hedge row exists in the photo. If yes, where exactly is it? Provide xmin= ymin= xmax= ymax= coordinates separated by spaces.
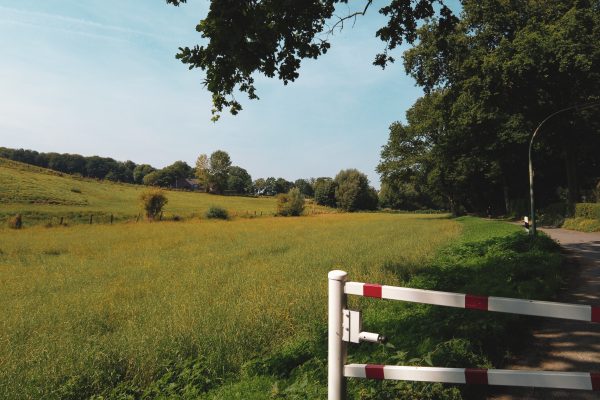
xmin=575 ymin=203 xmax=600 ymax=219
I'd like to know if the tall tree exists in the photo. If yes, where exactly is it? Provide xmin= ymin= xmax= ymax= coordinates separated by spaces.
xmin=227 ymin=166 xmax=252 ymax=194
xmin=195 ymin=154 xmax=210 ymax=192
xmin=334 ymin=169 xmax=378 ymax=211
xmin=313 ymin=177 xmax=337 ymax=207
xmin=387 ymin=0 xmax=600 ymax=214
xmin=208 ymin=150 xmax=232 ymax=194
xmin=294 ymin=179 xmax=314 ymax=197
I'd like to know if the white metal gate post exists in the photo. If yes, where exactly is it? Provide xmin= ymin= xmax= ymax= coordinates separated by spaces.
xmin=328 ymin=270 xmax=348 ymax=400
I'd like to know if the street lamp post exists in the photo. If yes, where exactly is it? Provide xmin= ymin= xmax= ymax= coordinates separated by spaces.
xmin=528 ymin=101 xmax=600 ymax=236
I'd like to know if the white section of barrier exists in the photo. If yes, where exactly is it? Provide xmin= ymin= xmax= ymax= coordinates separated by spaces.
xmin=345 ymin=282 xmax=466 ymax=308
xmin=343 ymin=365 xmax=596 ymax=391
xmin=488 ymin=297 xmax=592 ymax=321
xmin=345 ymin=365 xmax=466 ymax=384
xmin=487 ymin=370 xmax=593 ymax=390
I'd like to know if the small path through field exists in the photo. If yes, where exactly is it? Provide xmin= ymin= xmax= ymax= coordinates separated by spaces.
xmin=489 ymin=228 xmax=600 ymax=399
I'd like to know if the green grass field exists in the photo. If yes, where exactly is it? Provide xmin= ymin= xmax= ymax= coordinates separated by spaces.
xmin=0 ymin=158 xmax=296 ymax=226
xmin=0 ymin=160 xmax=565 ymax=399
xmin=0 ymin=213 xmax=461 ymax=399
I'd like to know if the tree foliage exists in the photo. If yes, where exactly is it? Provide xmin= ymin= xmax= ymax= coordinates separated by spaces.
xmin=194 ymin=154 xmax=210 ymax=191
xmin=166 ymin=0 xmax=456 ymax=120
xmin=133 ymin=164 xmax=156 ymax=184
xmin=379 ymin=0 xmax=600 ymax=215
xmin=334 ymin=169 xmax=378 ymax=211
xmin=227 ymin=166 xmax=252 ymax=194
xmin=313 ymin=177 xmax=337 ymax=207
xmin=208 ymin=150 xmax=232 ymax=194
xmin=294 ymin=179 xmax=314 ymax=197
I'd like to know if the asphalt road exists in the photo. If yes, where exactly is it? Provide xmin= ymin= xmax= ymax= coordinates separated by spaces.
xmin=489 ymin=228 xmax=600 ymax=399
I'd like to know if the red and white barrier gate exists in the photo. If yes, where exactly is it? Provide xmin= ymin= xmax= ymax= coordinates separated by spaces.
xmin=328 ymin=270 xmax=600 ymax=400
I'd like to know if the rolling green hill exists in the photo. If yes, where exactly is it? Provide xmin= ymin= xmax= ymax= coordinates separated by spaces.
xmin=0 ymin=158 xmax=282 ymax=226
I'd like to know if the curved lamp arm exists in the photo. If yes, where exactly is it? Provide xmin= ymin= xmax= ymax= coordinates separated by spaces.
xmin=528 ymin=100 xmax=600 ymax=236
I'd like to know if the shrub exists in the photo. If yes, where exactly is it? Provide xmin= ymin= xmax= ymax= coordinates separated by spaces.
xmin=205 ymin=206 xmax=229 ymax=220
xmin=8 ymin=214 xmax=22 ymax=229
xmin=276 ymin=188 xmax=305 ymax=216
xmin=139 ymin=190 xmax=168 ymax=220
xmin=574 ymin=203 xmax=600 ymax=220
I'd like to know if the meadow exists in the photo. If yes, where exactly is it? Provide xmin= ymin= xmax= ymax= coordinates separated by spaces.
xmin=0 ymin=213 xmax=463 ymax=399
xmin=0 ymin=159 xmax=565 ymax=399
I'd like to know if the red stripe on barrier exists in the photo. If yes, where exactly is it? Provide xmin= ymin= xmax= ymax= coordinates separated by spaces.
xmin=465 ymin=294 xmax=489 ymax=311
xmin=592 ymin=307 xmax=600 ymax=323
xmin=365 ymin=364 xmax=385 ymax=380
xmin=363 ymin=284 xmax=383 ymax=298
xmin=465 ymin=368 xmax=488 ymax=385
xmin=591 ymin=372 xmax=600 ymax=391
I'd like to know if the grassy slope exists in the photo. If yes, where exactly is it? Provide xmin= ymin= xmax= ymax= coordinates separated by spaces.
xmin=0 ymin=158 xmax=281 ymax=225
xmin=0 ymin=213 xmax=460 ymax=399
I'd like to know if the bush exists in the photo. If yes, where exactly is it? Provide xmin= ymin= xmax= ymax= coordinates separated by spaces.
xmin=205 ymin=206 xmax=229 ymax=220
xmin=574 ymin=203 xmax=600 ymax=219
xmin=139 ymin=190 xmax=168 ymax=220
xmin=8 ymin=214 xmax=22 ymax=229
xmin=276 ymin=188 xmax=305 ymax=216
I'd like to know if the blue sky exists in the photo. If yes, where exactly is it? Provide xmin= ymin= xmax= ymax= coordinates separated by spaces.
xmin=0 ymin=1 xmax=444 ymax=187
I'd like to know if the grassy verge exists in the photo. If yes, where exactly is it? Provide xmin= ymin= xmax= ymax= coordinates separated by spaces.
xmin=562 ymin=217 xmax=600 ymax=232
xmin=191 ymin=217 xmax=563 ymax=400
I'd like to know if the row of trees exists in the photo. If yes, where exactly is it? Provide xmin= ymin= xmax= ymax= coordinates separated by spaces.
xmin=378 ymin=0 xmax=600 ymax=215
xmin=0 ymin=147 xmax=155 ymax=183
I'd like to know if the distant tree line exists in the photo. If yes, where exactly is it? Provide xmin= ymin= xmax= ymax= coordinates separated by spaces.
xmin=378 ymin=0 xmax=600 ymax=216
xmin=0 ymin=146 xmax=148 ymax=183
